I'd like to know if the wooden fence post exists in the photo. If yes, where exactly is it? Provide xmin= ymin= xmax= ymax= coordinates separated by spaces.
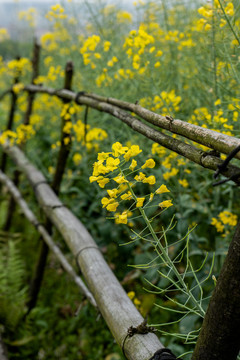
xmin=51 ymin=60 xmax=73 ymax=194
xmin=1 ymin=143 xmax=164 ymax=360
xmin=192 ymin=221 xmax=240 ymax=360
xmin=23 ymin=38 xmax=40 ymax=126
xmin=26 ymin=60 xmax=74 ymax=313
xmin=0 ymin=56 xmax=21 ymax=172
xmin=3 ymin=39 xmax=40 ymax=231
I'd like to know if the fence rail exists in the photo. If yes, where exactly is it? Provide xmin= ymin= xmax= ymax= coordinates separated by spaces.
xmin=0 ymin=82 xmax=237 ymax=186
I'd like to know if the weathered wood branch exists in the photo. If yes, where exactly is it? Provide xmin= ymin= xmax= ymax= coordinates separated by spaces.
xmin=1 ymin=143 xmax=164 ymax=360
xmin=1 ymin=84 xmax=240 ymax=161
xmin=84 ymin=92 xmax=240 ymax=160
xmin=192 ymin=221 xmax=240 ymax=360
xmin=22 ymin=84 xmax=240 ymax=160
xmin=17 ymin=84 xmax=240 ymax=184
xmin=0 ymin=169 xmax=97 ymax=308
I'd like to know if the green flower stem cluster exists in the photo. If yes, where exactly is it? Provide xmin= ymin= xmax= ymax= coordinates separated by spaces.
xmin=89 ymin=141 xmax=173 ymax=225
xmin=90 ymin=142 xmax=206 ymax=321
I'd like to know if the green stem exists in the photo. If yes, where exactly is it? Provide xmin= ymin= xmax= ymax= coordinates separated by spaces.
xmin=218 ymin=0 xmax=240 ymax=45
xmin=121 ymin=167 xmax=205 ymax=317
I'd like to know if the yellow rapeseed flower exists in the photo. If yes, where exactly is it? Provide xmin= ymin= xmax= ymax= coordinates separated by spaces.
xmin=143 ymin=175 xmax=156 ymax=185
xmin=124 ymin=145 xmax=142 ymax=161
xmin=112 ymin=142 xmax=128 ymax=157
xmin=159 ymin=200 xmax=173 ymax=208
xmin=178 ymin=179 xmax=189 ymax=188
xmin=97 ymin=177 xmax=110 ymax=188
xmin=127 ymin=291 xmax=135 ymax=300
xmin=156 ymin=184 xmax=170 ymax=194
xmin=129 ymin=159 xmax=137 ymax=171
xmin=73 ymin=153 xmax=82 ymax=165
xmin=121 ymin=191 xmax=132 ymax=200
xmin=141 ymin=158 xmax=155 ymax=169
xmin=211 ymin=218 xmax=224 ymax=232
xmin=107 ymin=188 xmax=118 ymax=198
xmin=134 ymin=172 xmax=146 ymax=182
xmin=113 ymin=174 xmax=128 ymax=184
xmin=136 ymin=197 xmax=145 ymax=207
xmin=117 ymin=211 xmax=128 ymax=224
xmin=106 ymin=157 xmax=120 ymax=171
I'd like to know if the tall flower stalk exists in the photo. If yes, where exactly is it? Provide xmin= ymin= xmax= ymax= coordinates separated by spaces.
xmin=90 ymin=142 xmax=214 ymax=356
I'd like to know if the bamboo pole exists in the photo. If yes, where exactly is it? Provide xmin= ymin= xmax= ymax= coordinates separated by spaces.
xmin=1 ymin=142 xmax=164 ymax=360
xmin=192 ymin=220 xmax=240 ymax=360
xmin=0 ymin=169 xmax=97 ymax=308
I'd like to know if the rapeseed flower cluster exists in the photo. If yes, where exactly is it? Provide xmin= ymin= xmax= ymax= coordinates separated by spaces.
xmin=41 ymin=33 xmax=58 ymax=52
xmin=50 ymin=101 xmax=108 ymax=155
xmin=90 ymin=142 xmax=173 ymax=225
xmin=45 ymin=4 xmax=67 ymax=22
xmin=139 ymin=90 xmax=181 ymax=116
xmin=0 ymin=28 xmax=10 ymax=42
xmin=196 ymin=1 xmax=235 ymax=34
xmin=73 ymin=119 xmax=108 ymax=151
xmin=7 ymin=58 xmax=31 ymax=77
xmin=189 ymin=103 xmax=238 ymax=137
xmin=18 ymin=7 xmax=37 ymax=28
xmin=211 ymin=211 xmax=237 ymax=234
xmin=12 ymin=83 xmax=25 ymax=94
xmin=0 ymin=124 xmax=35 ymax=145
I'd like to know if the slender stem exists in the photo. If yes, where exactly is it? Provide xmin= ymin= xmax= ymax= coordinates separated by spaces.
xmin=218 ymin=0 xmax=240 ymax=45
xmin=121 ymin=168 xmax=205 ymax=317
xmin=211 ymin=2 xmax=218 ymax=104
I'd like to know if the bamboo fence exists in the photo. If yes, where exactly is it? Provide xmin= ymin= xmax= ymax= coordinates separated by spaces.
xmin=1 ymin=45 xmax=240 ymax=359
xmin=19 ymin=84 xmax=240 ymax=184
xmin=0 ymin=169 xmax=97 ymax=308
xmin=0 ymin=141 xmax=164 ymax=360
